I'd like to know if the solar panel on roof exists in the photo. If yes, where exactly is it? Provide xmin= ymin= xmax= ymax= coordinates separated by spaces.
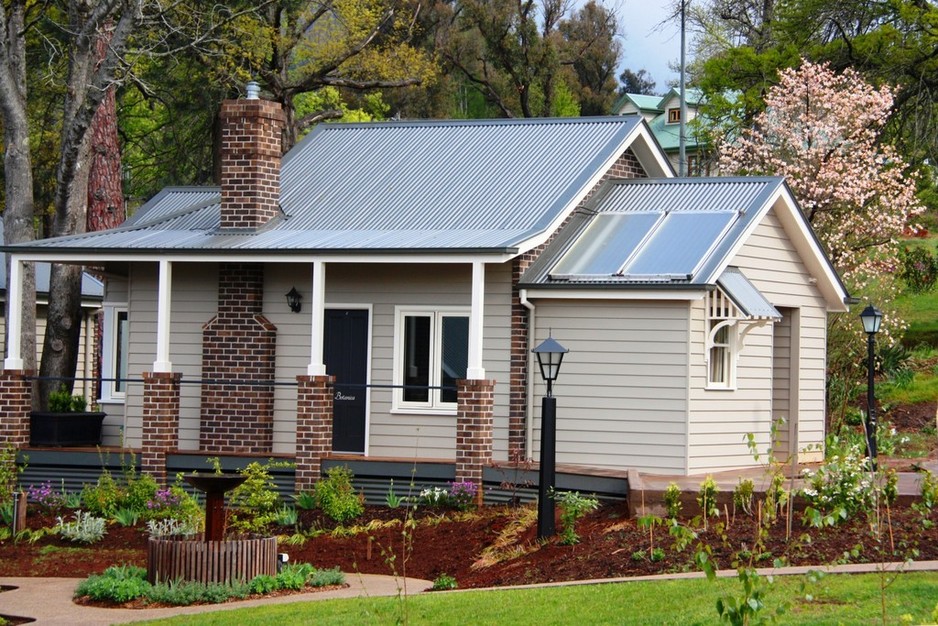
xmin=623 ymin=211 xmax=736 ymax=277
xmin=551 ymin=213 xmax=660 ymax=276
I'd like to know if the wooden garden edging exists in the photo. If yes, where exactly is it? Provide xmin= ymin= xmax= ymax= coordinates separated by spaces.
xmin=147 ymin=536 xmax=277 ymax=584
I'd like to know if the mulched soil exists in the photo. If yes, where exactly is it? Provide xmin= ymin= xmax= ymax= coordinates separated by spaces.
xmin=2 ymin=497 xmax=937 ymax=593
xmin=1 ymin=400 xmax=935 ymax=607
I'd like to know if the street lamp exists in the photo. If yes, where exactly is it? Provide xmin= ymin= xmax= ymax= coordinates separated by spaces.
xmin=859 ymin=304 xmax=882 ymax=469
xmin=532 ymin=334 xmax=568 ymax=539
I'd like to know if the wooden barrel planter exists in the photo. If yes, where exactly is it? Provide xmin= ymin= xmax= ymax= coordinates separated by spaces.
xmin=147 ymin=536 xmax=277 ymax=584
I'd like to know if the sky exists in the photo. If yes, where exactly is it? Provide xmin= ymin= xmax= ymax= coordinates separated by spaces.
xmin=613 ymin=0 xmax=684 ymax=94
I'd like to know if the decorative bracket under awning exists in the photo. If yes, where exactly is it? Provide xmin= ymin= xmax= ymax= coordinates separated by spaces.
xmin=705 ymin=268 xmax=782 ymax=363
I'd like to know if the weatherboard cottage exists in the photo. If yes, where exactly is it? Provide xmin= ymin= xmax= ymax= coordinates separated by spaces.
xmin=0 ymin=92 xmax=848 ymax=498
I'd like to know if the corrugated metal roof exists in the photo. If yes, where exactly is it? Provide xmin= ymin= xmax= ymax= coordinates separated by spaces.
xmin=0 ymin=222 xmax=103 ymax=298
xmin=520 ymin=177 xmax=785 ymax=287
xmin=16 ymin=116 xmax=646 ymax=255
xmin=124 ymin=187 xmax=220 ymax=228
xmin=717 ymin=267 xmax=781 ymax=320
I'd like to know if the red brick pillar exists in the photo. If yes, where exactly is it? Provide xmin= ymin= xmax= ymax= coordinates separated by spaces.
xmin=456 ymin=379 xmax=495 ymax=495
xmin=0 ymin=370 xmax=33 ymax=447
xmin=141 ymin=371 xmax=181 ymax=486
xmin=295 ymin=375 xmax=334 ymax=492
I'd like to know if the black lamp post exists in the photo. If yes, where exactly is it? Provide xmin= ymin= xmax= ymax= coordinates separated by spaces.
xmin=859 ymin=304 xmax=882 ymax=470
xmin=532 ymin=334 xmax=568 ymax=539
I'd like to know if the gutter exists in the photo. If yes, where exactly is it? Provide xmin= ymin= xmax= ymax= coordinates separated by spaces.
xmin=519 ymin=289 xmax=536 ymax=458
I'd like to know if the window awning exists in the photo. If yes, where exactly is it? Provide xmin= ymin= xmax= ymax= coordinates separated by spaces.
xmin=716 ymin=268 xmax=781 ymax=321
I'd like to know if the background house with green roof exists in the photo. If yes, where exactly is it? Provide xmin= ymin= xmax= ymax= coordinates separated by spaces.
xmin=613 ymin=88 xmax=715 ymax=176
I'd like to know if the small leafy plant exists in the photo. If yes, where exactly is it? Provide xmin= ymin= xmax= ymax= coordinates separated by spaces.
xmin=552 ymin=490 xmax=599 ymax=545
xmin=697 ymin=476 xmax=719 ymax=529
xmin=293 ymin=491 xmax=317 ymax=510
xmin=146 ymin=517 xmax=199 ymax=538
xmin=431 ymin=573 xmax=458 ymax=590
xmin=48 ymin=385 xmax=89 ymax=412
xmin=228 ymin=460 xmax=292 ymax=533
xmin=56 ymin=510 xmax=107 ymax=543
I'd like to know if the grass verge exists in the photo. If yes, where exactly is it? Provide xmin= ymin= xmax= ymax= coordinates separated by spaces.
xmin=132 ymin=571 xmax=938 ymax=625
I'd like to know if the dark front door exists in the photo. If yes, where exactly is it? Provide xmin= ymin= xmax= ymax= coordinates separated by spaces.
xmin=324 ymin=309 xmax=369 ymax=453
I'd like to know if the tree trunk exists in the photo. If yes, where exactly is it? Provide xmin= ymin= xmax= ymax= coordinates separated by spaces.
xmin=0 ymin=1 xmax=38 ymax=383
xmin=86 ymin=20 xmax=125 ymax=232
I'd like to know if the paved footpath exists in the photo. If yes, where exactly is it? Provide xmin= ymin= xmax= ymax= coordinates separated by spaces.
xmin=0 ymin=574 xmax=432 ymax=625
xmin=4 ymin=562 xmax=938 ymax=625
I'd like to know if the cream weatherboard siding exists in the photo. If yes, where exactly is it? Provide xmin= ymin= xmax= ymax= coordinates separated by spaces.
xmin=686 ymin=204 xmax=830 ymax=473
xmin=122 ymin=260 xmax=513 ymax=460
xmin=123 ymin=262 xmax=219 ymax=450
xmin=733 ymin=206 xmax=829 ymax=463
xmin=531 ymin=299 xmax=690 ymax=474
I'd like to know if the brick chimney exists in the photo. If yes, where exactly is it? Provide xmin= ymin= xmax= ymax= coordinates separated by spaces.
xmin=219 ymin=83 xmax=285 ymax=230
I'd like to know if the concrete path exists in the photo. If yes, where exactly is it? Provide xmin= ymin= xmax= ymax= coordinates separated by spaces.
xmin=0 ymin=574 xmax=432 ymax=625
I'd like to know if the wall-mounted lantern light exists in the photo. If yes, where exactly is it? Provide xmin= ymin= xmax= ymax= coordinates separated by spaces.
xmin=286 ymin=286 xmax=302 ymax=313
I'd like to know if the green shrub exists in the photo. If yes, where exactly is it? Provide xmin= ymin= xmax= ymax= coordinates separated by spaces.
xmin=800 ymin=439 xmax=873 ymax=523
xmin=314 ymin=466 xmax=364 ymax=523
xmin=80 ymin=472 xmax=123 ymax=516
xmin=697 ymin=476 xmax=719 ymax=520
xmin=552 ymin=490 xmax=599 ymax=545
xmin=227 ymin=460 xmax=290 ymax=534
xmin=432 ymin=573 xmax=458 ymax=590
xmin=308 ymin=566 xmax=344 ymax=587
xmin=275 ymin=563 xmax=314 ymax=590
xmin=145 ymin=579 xmax=250 ymax=605
xmin=663 ymin=483 xmax=682 ymax=519
xmin=56 ymin=510 xmax=107 ymax=543
xmin=48 ymin=385 xmax=87 ymax=412
xmin=74 ymin=565 xmax=149 ymax=603
xmin=0 ymin=444 xmax=25 ymax=510
xmin=900 ymin=245 xmax=938 ymax=293
xmin=733 ymin=479 xmax=754 ymax=516
xmin=248 ymin=574 xmax=278 ymax=595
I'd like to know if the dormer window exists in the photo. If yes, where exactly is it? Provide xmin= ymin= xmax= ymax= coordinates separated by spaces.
xmin=667 ymin=108 xmax=680 ymax=124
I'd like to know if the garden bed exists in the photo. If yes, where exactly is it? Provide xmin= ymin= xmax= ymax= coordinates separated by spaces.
xmin=2 ymin=497 xmax=937 ymax=594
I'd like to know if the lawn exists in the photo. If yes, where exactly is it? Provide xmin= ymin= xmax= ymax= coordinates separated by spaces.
xmin=132 ymin=570 xmax=938 ymax=625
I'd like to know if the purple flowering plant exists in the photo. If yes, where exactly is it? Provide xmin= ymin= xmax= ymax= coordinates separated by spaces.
xmin=449 ymin=481 xmax=478 ymax=511
xmin=26 ymin=481 xmax=65 ymax=511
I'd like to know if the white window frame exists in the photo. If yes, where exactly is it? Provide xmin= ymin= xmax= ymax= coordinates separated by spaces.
xmin=101 ymin=304 xmax=129 ymax=402
xmin=392 ymin=306 xmax=469 ymax=414
xmin=705 ymin=291 xmax=738 ymax=391
xmin=667 ymin=107 xmax=681 ymax=124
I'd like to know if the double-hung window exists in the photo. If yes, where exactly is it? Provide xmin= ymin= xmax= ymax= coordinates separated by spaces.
xmin=101 ymin=305 xmax=129 ymax=401
xmin=394 ymin=307 xmax=469 ymax=412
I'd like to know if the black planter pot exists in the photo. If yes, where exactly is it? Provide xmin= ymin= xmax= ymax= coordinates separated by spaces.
xmin=29 ymin=411 xmax=106 ymax=446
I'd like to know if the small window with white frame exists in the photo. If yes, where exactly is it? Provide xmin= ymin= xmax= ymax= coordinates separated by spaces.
xmin=394 ymin=307 xmax=469 ymax=412
xmin=706 ymin=291 xmax=737 ymax=389
xmin=101 ymin=305 xmax=129 ymax=401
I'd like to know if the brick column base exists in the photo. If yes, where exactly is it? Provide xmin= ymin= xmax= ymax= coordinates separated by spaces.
xmin=141 ymin=371 xmax=182 ymax=486
xmin=295 ymin=375 xmax=335 ymax=492
xmin=0 ymin=370 xmax=33 ymax=448
xmin=456 ymin=379 xmax=495 ymax=498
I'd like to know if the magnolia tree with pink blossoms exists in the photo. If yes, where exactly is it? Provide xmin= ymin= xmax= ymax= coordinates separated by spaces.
xmin=719 ymin=60 xmax=924 ymax=414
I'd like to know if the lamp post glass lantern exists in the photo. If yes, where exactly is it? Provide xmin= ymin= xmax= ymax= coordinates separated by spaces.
xmin=859 ymin=304 xmax=882 ymax=469
xmin=532 ymin=334 xmax=568 ymax=539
